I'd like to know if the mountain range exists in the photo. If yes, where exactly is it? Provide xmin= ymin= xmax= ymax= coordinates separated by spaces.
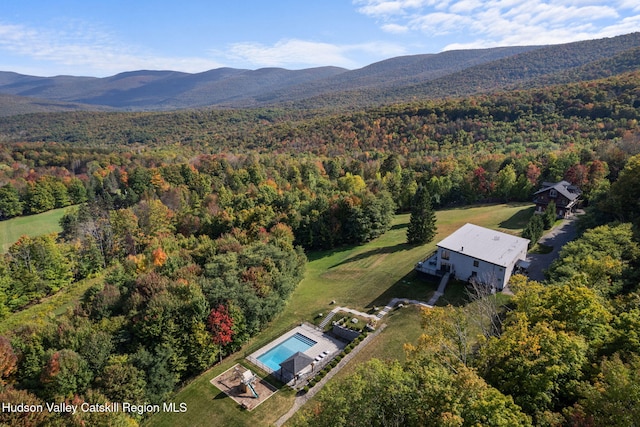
xmin=0 ymin=32 xmax=640 ymax=116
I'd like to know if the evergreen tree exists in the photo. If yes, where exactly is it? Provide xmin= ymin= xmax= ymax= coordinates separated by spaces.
xmin=522 ymin=214 xmax=544 ymax=248
xmin=407 ymin=185 xmax=436 ymax=244
xmin=543 ymin=200 xmax=556 ymax=229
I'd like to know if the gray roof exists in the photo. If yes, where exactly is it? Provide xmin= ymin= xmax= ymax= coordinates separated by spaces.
xmin=437 ymin=223 xmax=529 ymax=267
xmin=534 ymin=180 xmax=581 ymax=201
xmin=279 ymin=352 xmax=313 ymax=375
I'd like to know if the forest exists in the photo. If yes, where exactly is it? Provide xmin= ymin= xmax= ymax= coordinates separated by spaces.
xmin=0 ymin=70 xmax=639 ymax=426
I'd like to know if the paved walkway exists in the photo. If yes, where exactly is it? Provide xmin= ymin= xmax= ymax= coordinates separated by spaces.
xmin=321 ymin=294 xmax=435 ymax=327
xmin=274 ymin=324 xmax=387 ymax=427
xmin=274 ymin=282 xmax=446 ymax=425
xmin=427 ymin=272 xmax=450 ymax=305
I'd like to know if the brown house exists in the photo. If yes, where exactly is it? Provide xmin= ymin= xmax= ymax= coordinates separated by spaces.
xmin=533 ymin=181 xmax=581 ymax=218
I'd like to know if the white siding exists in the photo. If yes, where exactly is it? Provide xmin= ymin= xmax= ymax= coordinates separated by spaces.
xmin=437 ymin=248 xmax=508 ymax=289
xmin=434 ymin=224 xmax=529 ymax=290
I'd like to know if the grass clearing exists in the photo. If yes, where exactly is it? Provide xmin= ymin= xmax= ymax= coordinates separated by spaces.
xmin=0 ymin=274 xmax=103 ymax=334
xmin=0 ymin=207 xmax=70 ymax=253
xmin=146 ymin=203 xmax=532 ymax=427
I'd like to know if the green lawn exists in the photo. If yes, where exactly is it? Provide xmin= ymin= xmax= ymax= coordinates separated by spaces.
xmin=146 ymin=203 xmax=532 ymax=427
xmin=0 ymin=207 xmax=70 ymax=253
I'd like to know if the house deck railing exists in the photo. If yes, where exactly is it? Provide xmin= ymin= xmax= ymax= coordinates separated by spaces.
xmin=415 ymin=251 xmax=445 ymax=277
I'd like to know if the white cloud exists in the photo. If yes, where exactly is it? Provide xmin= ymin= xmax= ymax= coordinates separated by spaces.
xmin=0 ymin=18 xmax=408 ymax=75
xmin=526 ymin=5 xmax=618 ymax=25
xmin=221 ymin=39 xmax=406 ymax=69
xmin=355 ymin=0 xmax=640 ymax=51
xmin=356 ymin=1 xmax=408 ymax=16
xmin=409 ymin=13 xmax=475 ymax=35
xmin=449 ymin=0 xmax=484 ymax=14
xmin=618 ymin=0 xmax=640 ymax=12
xmin=354 ymin=0 xmax=447 ymax=17
xmin=382 ymin=23 xmax=410 ymax=33
xmin=0 ymin=20 xmax=225 ymax=76
xmin=597 ymin=14 xmax=640 ymax=37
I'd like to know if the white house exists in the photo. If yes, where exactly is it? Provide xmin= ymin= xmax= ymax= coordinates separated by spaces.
xmin=425 ymin=223 xmax=529 ymax=291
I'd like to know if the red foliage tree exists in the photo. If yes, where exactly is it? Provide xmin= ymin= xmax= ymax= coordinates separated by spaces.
xmin=207 ymin=304 xmax=234 ymax=346
xmin=526 ymin=162 xmax=542 ymax=186
xmin=472 ymin=166 xmax=490 ymax=195
xmin=565 ymin=164 xmax=589 ymax=188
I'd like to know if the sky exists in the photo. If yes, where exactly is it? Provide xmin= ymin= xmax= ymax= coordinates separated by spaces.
xmin=0 ymin=0 xmax=638 ymax=77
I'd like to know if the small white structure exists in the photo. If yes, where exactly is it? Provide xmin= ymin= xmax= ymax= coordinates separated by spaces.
xmin=434 ymin=223 xmax=529 ymax=291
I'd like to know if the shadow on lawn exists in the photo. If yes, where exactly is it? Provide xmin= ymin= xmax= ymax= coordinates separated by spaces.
xmin=329 ymin=242 xmax=413 ymax=269
xmin=214 ymin=391 xmax=228 ymax=401
xmin=499 ymin=205 xmax=535 ymax=230
xmin=435 ymin=279 xmax=471 ymax=308
xmin=367 ymin=272 xmax=471 ymax=311
xmin=389 ymin=222 xmax=408 ymax=231
xmin=305 ymin=245 xmax=358 ymax=263
xmin=366 ymin=270 xmax=437 ymax=310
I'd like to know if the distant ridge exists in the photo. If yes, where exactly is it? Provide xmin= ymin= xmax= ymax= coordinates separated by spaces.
xmin=0 ymin=32 xmax=639 ymax=116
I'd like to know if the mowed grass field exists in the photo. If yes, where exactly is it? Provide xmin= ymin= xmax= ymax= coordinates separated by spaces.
xmin=0 ymin=207 xmax=69 ymax=253
xmin=146 ymin=203 xmax=533 ymax=427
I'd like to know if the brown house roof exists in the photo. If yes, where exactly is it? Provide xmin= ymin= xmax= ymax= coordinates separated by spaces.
xmin=534 ymin=181 xmax=581 ymax=202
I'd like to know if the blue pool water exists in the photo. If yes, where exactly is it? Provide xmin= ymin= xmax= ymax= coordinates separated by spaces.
xmin=257 ymin=333 xmax=317 ymax=371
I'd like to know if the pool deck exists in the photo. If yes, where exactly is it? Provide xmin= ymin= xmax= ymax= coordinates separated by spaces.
xmin=247 ymin=323 xmax=345 ymax=378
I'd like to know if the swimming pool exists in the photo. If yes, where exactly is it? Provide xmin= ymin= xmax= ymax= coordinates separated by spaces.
xmin=257 ymin=333 xmax=317 ymax=371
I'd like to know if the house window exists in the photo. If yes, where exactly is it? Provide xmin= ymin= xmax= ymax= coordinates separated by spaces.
xmin=549 ymin=189 xmax=557 ymax=198
xmin=473 ymin=260 xmax=479 ymax=267
xmin=441 ymin=250 xmax=450 ymax=260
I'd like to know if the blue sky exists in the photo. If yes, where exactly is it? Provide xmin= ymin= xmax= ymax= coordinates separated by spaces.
xmin=0 ymin=0 xmax=638 ymax=77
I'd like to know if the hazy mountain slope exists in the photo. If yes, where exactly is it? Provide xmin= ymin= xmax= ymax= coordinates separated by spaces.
xmin=0 ymin=32 xmax=639 ymax=114
xmin=153 ymin=66 xmax=349 ymax=108
xmin=0 ymin=71 xmax=170 ymax=100
xmin=241 ymin=46 xmax=541 ymax=106
xmin=518 ymin=46 xmax=640 ymax=89
xmin=285 ymin=32 xmax=640 ymax=109
xmin=0 ymin=67 xmax=347 ymax=110
xmin=0 ymin=93 xmax=113 ymax=117
xmin=0 ymin=46 xmax=541 ymax=111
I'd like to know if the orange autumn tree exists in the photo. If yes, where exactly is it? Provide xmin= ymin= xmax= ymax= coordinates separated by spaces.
xmin=0 ymin=336 xmax=17 ymax=386
xmin=151 ymin=247 xmax=167 ymax=267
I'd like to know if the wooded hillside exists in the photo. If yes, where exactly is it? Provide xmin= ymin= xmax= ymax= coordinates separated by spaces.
xmin=0 ymin=64 xmax=639 ymax=426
